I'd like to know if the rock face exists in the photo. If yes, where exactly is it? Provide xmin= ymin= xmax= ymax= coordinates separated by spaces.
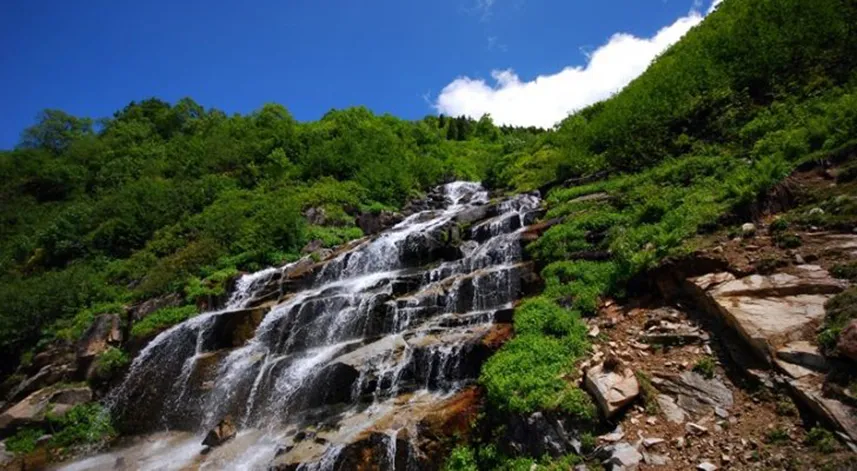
xmin=585 ymin=361 xmax=640 ymax=418
xmin=687 ymin=264 xmax=857 ymax=443
xmin=504 ymin=412 xmax=583 ymax=458
xmin=687 ymin=266 xmax=846 ymax=363
xmin=356 ymin=210 xmax=404 ymax=235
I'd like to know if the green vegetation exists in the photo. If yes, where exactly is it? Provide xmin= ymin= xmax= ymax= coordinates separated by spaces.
xmin=94 ymin=347 xmax=130 ymax=378
xmin=805 ymin=427 xmax=839 ymax=453
xmin=765 ymin=426 xmax=790 ymax=444
xmin=831 ymin=262 xmax=857 ymax=282
xmin=693 ymin=356 xmax=717 ymax=379
xmin=480 ymin=297 xmax=593 ymax=419
xmin=635 ymin=371 xmax=660 ymax=415
xmin=5 ymin=403 xmax=114 ymax=456
xmin=130 ymin=305 xmax=199 ymax=339
xmin=818 ymin=287 xmax=857 ymax=355
xmin=0 ymin=101 xmax=542 ymax=372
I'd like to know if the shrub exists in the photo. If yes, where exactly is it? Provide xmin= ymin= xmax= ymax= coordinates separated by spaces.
xmin=5 ymin=427 xmax=43 ymax=454
xmin=831 ymin=262 xmax=857 ymax=281
xmin=95 ymin=347 xmax=130 ymax=378
xmin=47 ymin=403 xmax=115 ymax=448
xmin=805 ymin=427 xmax=838 ymax=453
xmin=444 ymin=446 xmax=479 ymax=471
xmin=130 ymin=305 xmax=198 ymax=339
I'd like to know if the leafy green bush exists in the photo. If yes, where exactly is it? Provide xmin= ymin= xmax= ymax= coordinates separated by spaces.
xmin=130 ymin=305 xmax=198 ymax=339
xmin=831 ymin=262 xmax=857 ymax=281
xmin=443 ymin=445 xmax=479 ymax=471
xmin=480 ymin=297 xmax=593 ymax=420
xmin=95 ymin=347 xmax=130 ymax=378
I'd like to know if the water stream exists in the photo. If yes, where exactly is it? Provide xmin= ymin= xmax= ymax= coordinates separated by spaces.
xmin=62 ymin=182 xmax=540 ymax=470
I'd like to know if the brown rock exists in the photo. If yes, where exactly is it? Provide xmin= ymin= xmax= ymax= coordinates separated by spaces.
xmin=0 ymin=385 xmax=92 ymax=434
xmin=202 ymin=416 xmax=236 ymax=448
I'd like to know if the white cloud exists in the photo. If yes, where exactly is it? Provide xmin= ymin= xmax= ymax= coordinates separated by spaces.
xmin=434 ymin=1 xmax=719 ymax=128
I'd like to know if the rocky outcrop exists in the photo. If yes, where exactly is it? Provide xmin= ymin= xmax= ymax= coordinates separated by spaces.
xmin=0 ymin=385 xmax=92 ymax=436
xmin=687 ymin=266 xmax=846 ymax=364
xmin=503 ymin=412 xmax=583 ymax=458
xmin=77 ymin=314 xmax=123 ymax=382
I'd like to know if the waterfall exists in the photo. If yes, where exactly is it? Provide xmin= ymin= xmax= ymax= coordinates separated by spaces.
xmin=66 ymin=182 xmax=540 ymax=471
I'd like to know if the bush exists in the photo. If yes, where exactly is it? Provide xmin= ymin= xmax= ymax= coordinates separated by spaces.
xmin=95 ymin=347 xmax=130 ymax=378
xmin=805 ymin=427 xmax=838 ymax=453
xmin=5 ymin=427 xmax=43 ymax=454
xmin=47 ymin=403 xmax=115 ymax=449
xmin=130 ymin=305 xmax=198 ymax=339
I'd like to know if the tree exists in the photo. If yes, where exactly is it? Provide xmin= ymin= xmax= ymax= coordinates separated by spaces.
xmin=19 ymin=110 xmax=93 ymax=154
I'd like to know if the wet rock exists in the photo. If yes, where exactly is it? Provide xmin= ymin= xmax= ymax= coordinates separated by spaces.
xmin=585 ymin=361 xmax=639 ymax=418
xmin=651 ymin=371 xmax=732 ymax=418
xmin=493 ymin=307 xmax=515 ymax=324
xmin=204 ymin=306 xmax=270 ymax=350
xmin=77 ymin=313 xmax=123 ymax=380
xmin=837 ymin=320 xmax=857 ymax=362
xmin=202 ymin=416 xmax=236 ymax=448
xmin=454 ymin=203 xmax=498 ymax=225
xmin=356 ymin=210 xmax=403 ymax=235
xmin=598 ymin=441 xmax=642 ymax=470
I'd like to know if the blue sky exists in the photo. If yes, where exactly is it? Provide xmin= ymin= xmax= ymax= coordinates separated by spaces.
xmin=0 ymin=0 xmax=719 ymax=149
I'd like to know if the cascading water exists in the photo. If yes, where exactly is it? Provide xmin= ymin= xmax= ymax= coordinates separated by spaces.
xmin=63 ymin=182 xmax=541 ymax=471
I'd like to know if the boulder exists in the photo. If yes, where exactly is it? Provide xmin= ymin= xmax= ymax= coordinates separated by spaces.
xmin=301 ymin=239 xmax=324 ymax=254
xmin=303 ymin=207 xmax=327 ymax=226
xmin=77 ymin=313 xmax=123 ymax=380
xmin=597 ymin=441 xmax=642 ymax=471
xmin=454 ymin=204 xmax=498 ymax=225
xmin=5 ymin=364 xmax=74 ymax=404
xmin=0 ymin=386 xmax=92 ymax=435
xmin=584 ymin=362 xmax=639 ymax=418
xmin=836 ymin=320 xmax=857 ymax=362
xmin=356 ymin=211 xmax=403 ymax=235
xmin=202 ymin=416 xmax=236 ymax=448
xmin=787 ymin=378 xmax=857 ymax=443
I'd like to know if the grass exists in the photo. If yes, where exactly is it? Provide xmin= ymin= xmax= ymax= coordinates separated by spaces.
xmin=130 ymin=305 xmax=198 ymax=339
xmin=693 ymin=356 xmax=717 ymax=379
xmin=635 ymin=371 xmax=661 ymax=415
xmin=5 ymin=403 xmax=115 ymax=456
